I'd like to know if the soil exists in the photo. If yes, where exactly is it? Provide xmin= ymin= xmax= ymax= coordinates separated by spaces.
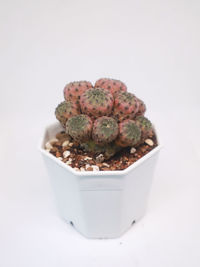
xmin=45 ymin=131 xmax=158 ymax=171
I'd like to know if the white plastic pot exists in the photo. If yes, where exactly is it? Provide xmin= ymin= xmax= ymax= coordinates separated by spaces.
xmin=39 ymin=122 xmax=161 ymax=239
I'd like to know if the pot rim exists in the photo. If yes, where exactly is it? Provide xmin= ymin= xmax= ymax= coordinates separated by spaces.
xmin=39 ymin=122 xmax=163 ymax=177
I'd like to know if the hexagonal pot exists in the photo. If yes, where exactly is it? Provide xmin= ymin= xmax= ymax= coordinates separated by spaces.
xmin=39 ymin=122 xmax=161 ymax=239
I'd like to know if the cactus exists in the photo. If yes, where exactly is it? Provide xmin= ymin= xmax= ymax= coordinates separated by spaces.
xmin=64 ymin=81 xmax=93 ymax=104
xmin=135 ymin=116 xmax=153 ymax=141
xmin=66 ymin=114 xmax=93 ymax=142
xmin=115 ymin=119 xmax=141 ymax=147
xmin=55 ymin=78 xmax=154 ymax=159
xmin=135 ymin=97 xmax=146 ymax=116
xmin=80 ymin=140 xmax=122 ymax=160
xmin=113 ymin=92 xmax=138 ymax=121
xmin=95 ymin=78 xmax=127 ymax=96
xmin=80 ymin=88 xmax=114 ymax=118
xmin=92 ymin=116 xmax=118 ymax=145
xmin=55 ymin=101 xmax=80 ymax=127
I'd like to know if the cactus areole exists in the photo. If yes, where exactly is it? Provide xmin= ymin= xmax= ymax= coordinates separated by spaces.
xmin=55 ymin=78 xmax=155 ymax=160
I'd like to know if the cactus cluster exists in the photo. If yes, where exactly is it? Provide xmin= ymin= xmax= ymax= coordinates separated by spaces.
xmin=55 ymin=78 xmax=154 ymax=159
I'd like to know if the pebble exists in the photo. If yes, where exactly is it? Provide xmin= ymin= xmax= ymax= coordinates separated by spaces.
xmin=74 ymin=167 xmax=80 ymax=171
xmin=130 ymin=147 xmax=136 ymax=154
xmin=62 ymin=140 xmax=69 ymax=147
xmin=145 ymin=139 xmax=154 ymax=146
xmin=63 ymin=150 xmax=71 ymax=158
xmin=96 ymin=154 xmax=105 ymax=163
xmin=69 ymin=142 xmax=73 ymax=147
xmin=66 ymin=158 xmax=72 ymax=165
xmin=58 ymin=157 xmax=63 ymax=161
xmin=80 ymin=167 xmax=86 ymax=172
xmin=91 ymin=165 xmax=100 ymax=171
xmin=84 ymin=156 xmax=93 ymax=161
xmin=85 ymin=164 xmax=99 ymax=171
xmin=45 ymin=142 xmax=53 ymax=150
xmin=102 ymin=162 xmax=110 ymax=167
xmin=85 ymin=164 xmax=91 ymax=170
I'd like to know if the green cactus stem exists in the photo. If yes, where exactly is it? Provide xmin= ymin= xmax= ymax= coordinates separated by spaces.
xmin=116 ymin=119 xmax=141 ymax=147
xmin=92 ymin=116 xmax=118 ymax=145
xmin=80 ymin=140 xmax=122 ymax=160
xmin=66 ymin=114 xmax=93 ymax=142
xmin=135 ymin=116 xmax=153 ymax=141
xmin=55 ymin=100 xmax=80 ymax=127
xmin=95 ymin=78 xmax=127 ymax=96
xmin=113 ymin=92 xmax=138 ymax=121
xmin=80 ymin=88 xmax=113 ymax=118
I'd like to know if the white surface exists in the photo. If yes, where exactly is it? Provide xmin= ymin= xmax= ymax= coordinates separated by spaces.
xmin=0 ymin=0 xmax=200 ymax=266
xmin=40 ymin=122 xmax=161 ymax=238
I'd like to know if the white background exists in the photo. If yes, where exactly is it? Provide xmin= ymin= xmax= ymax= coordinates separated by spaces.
xmin=0 ymin=0 xmax=200 ymax=266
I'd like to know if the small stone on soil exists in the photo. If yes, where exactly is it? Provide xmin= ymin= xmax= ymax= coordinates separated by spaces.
xmin=102 ymin=162 xmax=110 ymax=167
xmin=85 ymin=164 xmax=91 ymax=170
xmin=45 ymin=142 xmax=53 ymax=150
xmin=63 ymin=150 xmax=70 ymax=158
xmin=62 ymin=140 xmax=69 ymax=147
xmin=91 ymin=165 xmax=100 ymax=171
xmin=84 ymin=156 xmax=93 ymax=161
xmin=96 ymin=154 xmax=105 ymax=163
xmin=145 ymin=139 xmax=154 ymax=146
xmin=66 ymin=158 xmax=72 ymax=165
xmin=130 ymin=147 xmax=136 ymax=154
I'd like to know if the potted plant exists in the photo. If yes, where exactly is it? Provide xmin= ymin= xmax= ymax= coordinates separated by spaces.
xmin=39 ymin=78 xmax=161 ymax=238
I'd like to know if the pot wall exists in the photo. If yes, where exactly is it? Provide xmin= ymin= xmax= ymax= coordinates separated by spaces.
xmin=40 ymin=122 xmax=161 ymax=238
